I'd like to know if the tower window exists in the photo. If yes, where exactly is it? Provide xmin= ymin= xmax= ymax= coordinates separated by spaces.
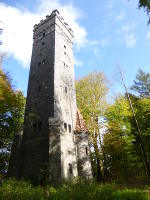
xmin=64 ymin=62 xmax=65 ymax=67
xmin=64 ymin=52 xmax=66 ymax=55
xmin=42 ymin=42 xmax=45 ymax=45
xmin=33 ymin=122 xmax=36 ymax=131
xmin=43 ymin=32 xmax=45 ymax=37
xmin=38 ymin=62 xmax=41 ymax=66
xmin=38 ymin=85 xmax=41 ymax=92
xmin=64 ymin=45 xmax=66 ymax=49
xmin=42 ymin=59 xmax=46 ymax=64
xmin=68 ymin=124 xmax=71 ymax=133
xmin=64 ymin=122 xmax=67 ymax=131
xmin=65 ymin=87 xmax=67 ymax=93
xmin=69 ymin=163 xmax=73 ymax=175
xmin=38 ymin=121 xmax=42 ymax=131
xmin=86 ymin=147 xmax=88 ymax=155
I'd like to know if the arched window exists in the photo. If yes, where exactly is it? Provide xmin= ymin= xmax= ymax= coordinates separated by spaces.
xmin=38 ymin=121 xmax=42 ymax=131
xmin=69 ymin=163 xmax=73 ymax=175
xmin=65 ymin=87 xmax=67 ymax=93
xmin=33 ymin=122 xmax=36 ymax=131
xmin=68 ymin=124 xmax=71 ymax=133
xmin=38 ymin=85 xmax=41 ymax=92
xmin=86 ymin=147 xmax=88 ymax=155
xmin=64 ymin=122 xmax=67 ymax=131
xmin=42 ymin=59 xmax=46 ymax=64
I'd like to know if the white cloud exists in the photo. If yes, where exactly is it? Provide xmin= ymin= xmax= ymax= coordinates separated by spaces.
xmin=125 ymin=33 xmax=136 ymax=48
xmin=89 ymin=40 xmax=100 ymax=46
xmin=116 ymin=22 xmax=137 ymax=48
xmin=0 ymin=1 xmax=87 ymax=67
xmin=94 ymin=47 xmax=102 ymax=59
xmin=118 ymin=22 xmax=136 ymax=33
xmin=105 ymin=1 xmax=114 ymax=9
xmin=74 ymin=57 xmax=83 ymax=67
xmin=88 ymin=37 xmax=111 ymax=48
xmin=115 ymin=11 xmax=125 ymax=22
xmin=146 ymin=31 xmax=150 ymax=40
xmin=100 ymin=36 xmax=111 ymax=47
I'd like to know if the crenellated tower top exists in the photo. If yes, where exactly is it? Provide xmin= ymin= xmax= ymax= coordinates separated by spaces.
xmin=33 ymin=10 xmax=74 ymax=37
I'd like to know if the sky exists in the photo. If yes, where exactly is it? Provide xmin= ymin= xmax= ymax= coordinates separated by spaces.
xmin=0 ymin=0 xmax=150 ymax=99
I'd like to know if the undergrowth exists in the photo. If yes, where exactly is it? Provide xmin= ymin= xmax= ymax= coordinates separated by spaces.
xmin=0 ymin=179 xmax=149 ymax=200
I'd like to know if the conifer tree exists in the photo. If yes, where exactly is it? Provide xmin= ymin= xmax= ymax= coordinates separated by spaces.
xmin=131 ymin=69 xmax=150 ymax=98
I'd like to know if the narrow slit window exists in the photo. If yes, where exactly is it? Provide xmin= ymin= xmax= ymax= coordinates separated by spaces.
xmin=38 ymin=121 xmax=42 ymax=131
xmin=64 ymin=45 xmax=66 ymax=49
xmin=33 ymin=122 xmax=36 ymax=131
xmin=65 ymin=87 xmax=67 ymax=93
xmin=86 ymin=147 xmax=88 ymax=155
xmin=42 ymin=41 xmax=45 ymax=45
xmin=38 ymin=85 xmax=41 ymax=92
xmin=69 ymin=163 xmax=73 ymax=175
xmin=43 ymin=32 xmax=45 ymax=37
xmin=42 ymin=59 xmax=46 ymax=64
xmin=64 ymin=122 xmax=67 ymax=131
xmin=68 ymin=124 xmax=71 ymax=133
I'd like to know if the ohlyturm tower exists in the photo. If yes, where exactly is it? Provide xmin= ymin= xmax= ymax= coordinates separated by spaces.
xmin=9 ymin=10 xmax=92 ymax=183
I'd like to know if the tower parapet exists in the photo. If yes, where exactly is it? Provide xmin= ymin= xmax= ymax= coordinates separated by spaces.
xmin=33 ymin=10 xmax=73 ymax=43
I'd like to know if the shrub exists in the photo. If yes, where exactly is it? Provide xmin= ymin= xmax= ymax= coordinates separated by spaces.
xmin=0 ymin=179 xmax=149 ymax=200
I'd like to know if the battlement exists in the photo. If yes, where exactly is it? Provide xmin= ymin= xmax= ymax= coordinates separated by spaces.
xmin=33 ymin=10 xmax=74 ymax=37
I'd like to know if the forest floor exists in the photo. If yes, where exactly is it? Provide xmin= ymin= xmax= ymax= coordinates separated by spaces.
xmin=0 ymin=178 xmax=150 ymax=199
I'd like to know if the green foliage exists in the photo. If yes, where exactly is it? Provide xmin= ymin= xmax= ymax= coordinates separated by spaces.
xmin=139 ymin=0 xmax=150 ymax=14
xmin=0 ymin=69 xmax=25 ymax=141
xmin=102 ymin=68 xmax=150 ymax=180
xmin=103 ymin=91 xmax=150 ymax=178
xmin=0 ymin=68 xmax=25 ymax=175
xmin=76 ymin=72 xmax=109 ymax=131
xmin=76 ymin=72 xmax=109 ymax=181
xmin=103 ymin=95 xmax=139 ymax=178
xmin=136 ymin=0 xmax=150 ymax=24
xmin=129 ymin=96 xmax=150 ymax=171
xmin=130 ymin=69 xmax=150 ymax=97
xmin=0 ymin=179 xmax=149 ymax=200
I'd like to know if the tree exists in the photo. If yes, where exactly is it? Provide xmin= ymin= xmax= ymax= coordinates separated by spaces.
xmin=139 ymin=0 xmax=150 ymax=16
xmin=129 ymin=96 xmax=150 ymax=173
xmin=138 ymin=0 xmax=150 ymax=24
xmin=76 ymin=72 xmax=109 ymax=130
xmin=76 ymin=72 xmax=109 ymax=182
xmin=129 ymin=0 xmax=150 ymax=23
xmin=103 ymin=95 xmax=138 ymax=179
xmin=103 ymin=93 xmax=150 ymax=180
xmin=130 ymin=69 xmax=150 ymax=98
xmin=118 ymin=66 xmax=150 ymax=176
xmin=0 ymin=68 xmax=25 ymax=176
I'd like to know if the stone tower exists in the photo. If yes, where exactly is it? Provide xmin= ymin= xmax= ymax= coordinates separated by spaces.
xmin=8 ymin=10 xmax=92 ymax=183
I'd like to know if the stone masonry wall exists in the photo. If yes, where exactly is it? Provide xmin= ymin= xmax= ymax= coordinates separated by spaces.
xmin=20 ymin=13 xmax=56 ymax=179
xmin=54 ymin=12 xmax=78 ymax=180
xmin=75 ymin=132 xmax=93 ymax=179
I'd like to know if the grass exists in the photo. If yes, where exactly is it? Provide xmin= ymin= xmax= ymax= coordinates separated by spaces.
xmin=0 ymin=179 xmax=149 ymax=200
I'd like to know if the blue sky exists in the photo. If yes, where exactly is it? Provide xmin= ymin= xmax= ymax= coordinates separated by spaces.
xmin=0 ymin=0 xmax=150 ymax=98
